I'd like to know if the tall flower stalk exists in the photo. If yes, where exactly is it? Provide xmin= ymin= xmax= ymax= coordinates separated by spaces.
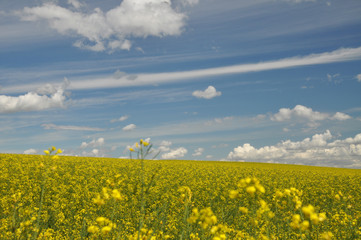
xmin=129 ymin=139 xmax=159 ymax=240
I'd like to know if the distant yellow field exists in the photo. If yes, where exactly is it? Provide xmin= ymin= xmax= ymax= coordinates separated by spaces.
xmin=1 ymin=149 xmax=360 ymax=239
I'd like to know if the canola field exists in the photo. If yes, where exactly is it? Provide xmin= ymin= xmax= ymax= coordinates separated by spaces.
xmin=0 ymin=143 xmax=361 ymax=239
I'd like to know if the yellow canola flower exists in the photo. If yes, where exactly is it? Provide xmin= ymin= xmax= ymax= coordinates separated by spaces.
xmin=51 ymin=146 xmax=56 ymax=152
xmin=320 ymin=231 xmax=333 ymax=240
xmin=56 ymin=148 xmax=62 ymax=154
xmin=246 ymin=186 xmax=256 ymax=195
xmin=229 ymin=190 xmax=239 ymax=199
xmin=319 ymin=212 xmax=327 ymax=222
xmin=255 ymin=183 xmax=265 ymax=193
xmin=101 ymin=226 xmax=112 ymax=234
xmin=111 ymin=189 xmax=123 ymax=201
xmin=93 ymin=195 xmax=105 ymax=205
xmin=88 ymin=225 xmax=99 ymax=234
xmin=310 ymin=213 xmax=320 ymax=225
xmin=44 ymin=150 xmax=50 ymax=155
xmin=129 ymin=147 xmax=135 ymax=152
xmin=300 ymin=220 xmax=310 ymax=231
xmin=302 ymin=204 xmax=315 ymax=218
xmin=96 ymin=217 xmax=107 ymax=225
xmin=239 ymin=207 xmax=248 ymax=214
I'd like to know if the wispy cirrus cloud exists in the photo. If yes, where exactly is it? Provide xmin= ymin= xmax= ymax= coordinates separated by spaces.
xmin=110 ymin=115 xmax=129 ymax=123
xmin=65 ymin=46 xmax=361 ymax=90
xmin=3 ymin=46 xmax=361 ymax=94
xmin=42 ymin=123 xmax=105 ymax=131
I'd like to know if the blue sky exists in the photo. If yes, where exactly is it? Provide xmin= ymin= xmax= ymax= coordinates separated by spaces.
xmin=1 ymin=0 xmax=361 ymax=168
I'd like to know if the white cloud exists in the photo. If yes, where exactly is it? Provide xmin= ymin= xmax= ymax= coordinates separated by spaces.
xmin=66 ymin=46 xmax=361 ymax=90
xmin=92 ymin=149 xmax=99 ymax=155
xmin=158 ymin=140 xmax=172 ymax=152
xmin=177 ymin=0 xmax=199 ymax=7
xmin=4 ymin=47 xmax=361 ymax=93
xmin=327 ymin=73 xmax=342 ymax=84
xmin=271 ymin=105 xmax=328 ymax=122
xmin=80 ymin=137 xmax=105 ymax=149
xmin=192 ymin=86 xmax=221 ymax=99
xmin=110 ymin=115 xmax=129 ymax=123
xmin=227 ymin=130 xmax=361 ymax=168
xmin=24 ymin=148 xmax=37 ymax=154
xmin=205 ymin=116 xmax=234 ymax=126
xmin=42 ymin=123 xmax=104 ymax=131
xmin=67 ymin=0 xmax=84 ymax=9
xmin=356 ymin=74 xmax=361 ymax=82
xmin=123 ymin=123 xmax=136 ymax=131
xmin=19 ymin=0 xmax=194 ymax=52
xmin=192 ymin=147 xmax=204 ymax=156
xmin=0 ymin=80 xmax=69 ymax=113
xmin=161 ymin=147 xmax=188 ymax=159
xmin=271 ymin=105 xmax=351 ymax=127
xmin=0 ymin=89 xmax=67 ymax=113
xmin=331 ymin=112 xmax=352 ymax=121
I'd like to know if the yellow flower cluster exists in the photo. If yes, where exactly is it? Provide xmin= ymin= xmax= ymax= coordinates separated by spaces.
xmin=87 ymin=216 xmax=116 ymax=237
xmin=274 ymin=187 xmax=303 ymax=210
xmin=188 ymin=207 xmax=229 ymax=240
xmin=43 ymin=146 xmax=62 ymax=160
xmin=230 ymin=177 xmax=265 ymax=199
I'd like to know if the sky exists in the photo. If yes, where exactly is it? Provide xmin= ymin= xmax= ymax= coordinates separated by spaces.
xmin=1 ymin=0 xmax=361 ymax=168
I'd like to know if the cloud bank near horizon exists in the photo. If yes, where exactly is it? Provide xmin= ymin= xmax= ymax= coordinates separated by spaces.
xmin=227 ymin=130 xmax=361 ymax=168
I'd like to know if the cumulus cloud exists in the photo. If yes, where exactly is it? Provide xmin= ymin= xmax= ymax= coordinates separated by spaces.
xmin=91 ymin=148 xmax=99 ymax=155
xmin=158 ymin=140 xmax=172 ymax=152
xmin=356 ymin=74 xmax=361 ymax=82
xmin=24 ymin=148 xmax=37 ymax=155
xmin=0 ymin=91 xmax=65 ymax=113
xmin=123 ymin=123 xmax=136 ymax=131
xmin=0 ymin=80 xmax=69 ymax=114
xmin=192 ymin=147 xmax=204 ymax=156
xmin=19 ymin=0 xmax=195 ymax=52
xmin=330 ymin=112 xmax=352 ymax=121
xmin=192 ymin=86 xmax=221 ymax=99
xmin=227 ymin=130 xmax=361 ymax=168
xmin=67 ymin=0 xmax=85 ymax=9
xmin=80 ymin=137 xmax=105 ymax=149
xmin=161 ymin=147 xmax=188 ymax=159
xmin=271 ymin=105 xmax=351 ymax=127
xmin=0 ymin=89 xmax=68 ymax=114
